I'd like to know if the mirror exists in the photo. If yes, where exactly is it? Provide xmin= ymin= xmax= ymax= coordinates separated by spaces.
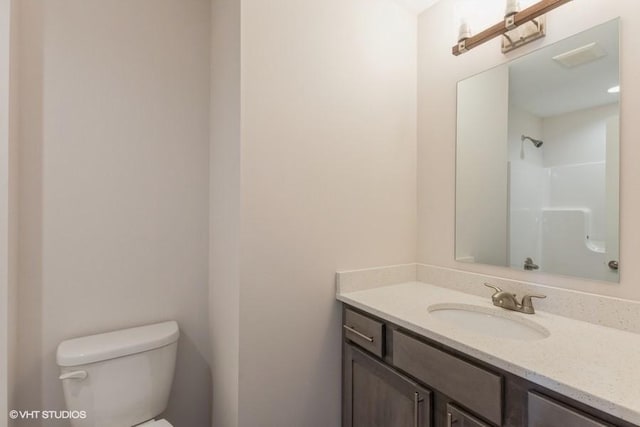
xmin=455 ymin=19 xmax=620 ymax=282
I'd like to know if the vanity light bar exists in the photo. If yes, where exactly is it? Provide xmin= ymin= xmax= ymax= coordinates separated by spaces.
xmin=453 ymin=0 xmax=573 ymax=56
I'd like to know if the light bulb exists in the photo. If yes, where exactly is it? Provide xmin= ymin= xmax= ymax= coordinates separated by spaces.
xmin=458 ymin=20 xmax=472 ymax=42
xmin=505 ymin=0 xmax=520 ymax=16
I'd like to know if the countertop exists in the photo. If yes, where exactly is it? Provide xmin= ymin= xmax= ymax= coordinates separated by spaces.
xmin=337 ymin=281 xmax=640 ymax=425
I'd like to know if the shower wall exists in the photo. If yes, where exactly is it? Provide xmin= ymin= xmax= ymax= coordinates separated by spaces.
xmin=508 ymin=103 xmax=618 ymax=280
xmin=508 ymin=105 xmax=545 ymax=270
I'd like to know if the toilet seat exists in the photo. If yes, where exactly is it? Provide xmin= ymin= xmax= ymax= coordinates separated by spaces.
xmin=136 ymin=419 xmax=173 ymax=427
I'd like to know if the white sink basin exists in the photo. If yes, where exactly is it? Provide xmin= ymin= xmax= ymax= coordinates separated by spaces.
xmin=428 ymin=303 xmax=550 ymax=341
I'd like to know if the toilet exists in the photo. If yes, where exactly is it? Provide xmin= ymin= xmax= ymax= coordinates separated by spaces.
xmin=56 ymin=321 xmax=180 ymax=427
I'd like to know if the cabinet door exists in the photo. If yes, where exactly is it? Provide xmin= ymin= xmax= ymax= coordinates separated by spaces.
xmin=344 ymin=344 xmax=431 ymax=427
xmin=446 ymin=404 xmax=491 ymax=427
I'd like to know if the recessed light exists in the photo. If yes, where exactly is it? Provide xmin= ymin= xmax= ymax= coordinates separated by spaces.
xmin=608 ymin=85 xmax=620 ymax=94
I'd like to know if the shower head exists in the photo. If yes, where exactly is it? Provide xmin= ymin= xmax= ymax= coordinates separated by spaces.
xmin=522 ymin=135 xmax=543 ymax=148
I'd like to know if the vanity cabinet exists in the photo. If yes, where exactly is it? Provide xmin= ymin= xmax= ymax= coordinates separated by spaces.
xmin=342 ymin=305 xmax=634 ymax=427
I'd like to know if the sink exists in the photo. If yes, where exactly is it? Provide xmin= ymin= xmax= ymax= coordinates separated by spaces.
xmin=428 ymin=303 xmax=550 ymax=341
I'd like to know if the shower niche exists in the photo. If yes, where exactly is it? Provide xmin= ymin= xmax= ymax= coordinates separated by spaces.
xmin=455 ymin=19 xmax=620 ymax=283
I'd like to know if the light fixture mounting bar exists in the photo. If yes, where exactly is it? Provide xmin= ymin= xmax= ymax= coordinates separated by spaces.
xmin=452 ymin=0 xmax=572 ymax=56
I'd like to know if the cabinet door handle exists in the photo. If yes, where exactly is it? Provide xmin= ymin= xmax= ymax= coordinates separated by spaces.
xmin=414 ymin=392 xmax=420 ymax=427
xmin=343 ymin=325 xmax=374 ymax=343
xmin=447 ymin=412 xmax=453 ymax=427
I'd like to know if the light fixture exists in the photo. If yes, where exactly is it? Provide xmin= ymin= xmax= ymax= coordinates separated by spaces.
xmin=608 ymin=85 xmax=620 ymax=94
xmin=453 ymin=0 xmax=573 ymax=56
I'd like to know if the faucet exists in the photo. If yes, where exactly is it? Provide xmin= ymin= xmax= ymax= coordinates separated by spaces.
xmin=524 ymin=257 xmax=539 ymax=271
xmin=484 ymin=283 xmax=546 ymax=314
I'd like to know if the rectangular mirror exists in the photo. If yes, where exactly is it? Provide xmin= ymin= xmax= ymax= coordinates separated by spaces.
xmin=456 ymin=19 xmax=620 ymax=282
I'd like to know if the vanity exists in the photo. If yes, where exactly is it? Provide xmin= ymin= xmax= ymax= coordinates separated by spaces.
xmin=338 ymin=280 xmax=640 ymax=427
xmin=336 ymin=13 xmax=635 ymax=427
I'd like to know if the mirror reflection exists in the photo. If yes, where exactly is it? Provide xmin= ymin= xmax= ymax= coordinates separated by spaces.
xmin=456 ymin=19 xmax=620 ymax=282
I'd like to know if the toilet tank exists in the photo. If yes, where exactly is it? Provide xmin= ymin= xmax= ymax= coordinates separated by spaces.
xmin=56 ymin=321 xmax=179 ymax=427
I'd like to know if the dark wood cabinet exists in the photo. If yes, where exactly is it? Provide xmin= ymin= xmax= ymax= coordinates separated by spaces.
xmin=528 ymin=392 xmax=611 ymax=427
xmin=342 ymin=304 xmax=636 ymax=427
xmin=343 ymin=343 xmax=431 ymax=427
xmin=344 ymin=307 xmax=385 ymax=358
xmin=447 ymin=404 xmax=491 ymax=427
xmin=393 ymin=330 xmax=502 ymax=425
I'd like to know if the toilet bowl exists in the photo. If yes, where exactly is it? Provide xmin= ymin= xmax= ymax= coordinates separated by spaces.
xmin=57 ymin=321 xmax=180 ymax=427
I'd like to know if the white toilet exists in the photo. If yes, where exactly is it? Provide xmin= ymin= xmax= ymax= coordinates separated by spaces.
xmin=56 ymin=321 xmax=180 ymax=427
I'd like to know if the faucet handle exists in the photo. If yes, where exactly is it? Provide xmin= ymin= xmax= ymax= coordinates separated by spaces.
xmin=521 ymin=293 xmax=546 ymax=313
xmin=484 ymin=283 xmax=502 ymax=294
xmin=522 ymin=293 xmax=546 ymax=302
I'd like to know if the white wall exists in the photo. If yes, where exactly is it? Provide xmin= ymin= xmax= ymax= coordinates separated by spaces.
xmin=209 ymin=0 xmax=240 ymax=426
xmin=16 ymin=1 xmax=212 ymax=425
xmin=418 ymin=0 xmax=640 ymax=299
xmin=236 ymin=0 xmax=417 ymax=425
xmin=456 ymin=64 xmax=509 ymax=265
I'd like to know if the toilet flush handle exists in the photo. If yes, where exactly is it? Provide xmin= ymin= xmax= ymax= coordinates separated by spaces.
xmin=59 ymin=370 xmax=88 ymax=381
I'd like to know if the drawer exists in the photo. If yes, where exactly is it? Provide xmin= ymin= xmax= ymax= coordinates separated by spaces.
xmin=343 ymin=308 xmax=384 ymax=358
xmin=528 ymin=392 xmax=611 ymax=427
xmin=392 ymin=330 xmax=502 ymax=425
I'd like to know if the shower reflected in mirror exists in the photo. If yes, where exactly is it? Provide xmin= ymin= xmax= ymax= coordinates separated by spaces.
xmin=522 ymin=135 xmax=544 ymax=148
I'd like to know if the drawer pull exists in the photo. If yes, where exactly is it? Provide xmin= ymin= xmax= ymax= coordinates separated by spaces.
xmin=343 ymin=325 xmax=374 ymax=343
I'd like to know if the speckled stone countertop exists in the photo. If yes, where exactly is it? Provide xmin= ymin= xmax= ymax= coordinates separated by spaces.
xmin=337 ymin=281 xmax=640 ymax=425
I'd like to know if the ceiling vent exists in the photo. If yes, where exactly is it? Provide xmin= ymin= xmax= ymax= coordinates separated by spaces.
xmin=552 ymin=42 xmax=607 ymax=68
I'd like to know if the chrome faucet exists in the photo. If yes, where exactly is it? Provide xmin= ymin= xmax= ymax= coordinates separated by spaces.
xmin=484 ymin=283 xmax=546 ymax=314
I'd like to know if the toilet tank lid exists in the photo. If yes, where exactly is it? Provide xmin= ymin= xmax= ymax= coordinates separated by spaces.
xmin=56 ymin=321 xmax=179 ymax=367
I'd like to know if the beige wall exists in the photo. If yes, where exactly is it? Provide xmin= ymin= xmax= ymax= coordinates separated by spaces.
xmin=0 ymin=0 xmax=11 ymax=424
xmin=1 ymin=0 xmax=19 ymax=425
xmin=418 ymin=0 xmax=640 ymax=300
xmin=209 ymin=0 xmax=241 ymax=426
xmin=15 ymin=1 xmax=212 ymax=425
xmin=7 ymin=0 xmax=18 ymax=424
xmin=238 ymin=0 xmax=417 ymax=425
